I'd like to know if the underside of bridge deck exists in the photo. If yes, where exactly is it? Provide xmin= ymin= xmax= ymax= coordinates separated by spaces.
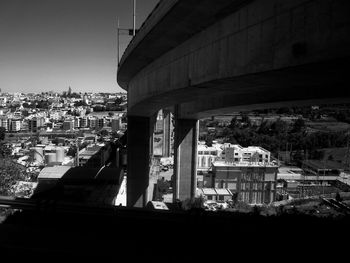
xmin=118 ymin=0 xmax=350 ymax=207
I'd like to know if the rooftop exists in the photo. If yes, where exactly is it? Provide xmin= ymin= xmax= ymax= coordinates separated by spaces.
xmin=303 ymin=160 xmax=345 ymax=170
xmin=38 ymin=166 xmax=71 ymax=179
xmin=213 ymin=160 xmax=278 ymax=168
xmin=37 ymin=166 xmax=121 ymax=183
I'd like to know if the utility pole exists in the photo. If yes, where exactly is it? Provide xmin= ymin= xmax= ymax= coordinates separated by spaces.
xmin=117 ymin=17 xmax=120 ymax=66
xmin=133 ymin=0 xmax=136 ymax=36
xmin=76 ymin=140 xmax=80 ymax=167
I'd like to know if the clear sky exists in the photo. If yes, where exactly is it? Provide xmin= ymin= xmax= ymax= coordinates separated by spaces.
xmin=0 ymin=0 xmax=159 ymax=94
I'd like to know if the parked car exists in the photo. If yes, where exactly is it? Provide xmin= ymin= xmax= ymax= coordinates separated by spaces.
xmin=204 ymin=200 xmax=218 ymax=211
xmin=216 ymin=200 xmax=228 ymax=209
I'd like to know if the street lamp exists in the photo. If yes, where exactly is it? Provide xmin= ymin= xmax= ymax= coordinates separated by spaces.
xmin=116 ymin=0 xmax=138 ymax=66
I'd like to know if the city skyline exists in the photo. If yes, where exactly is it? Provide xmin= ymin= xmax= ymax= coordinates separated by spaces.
xmin=0 ymin=0 xmax=159 ymax=94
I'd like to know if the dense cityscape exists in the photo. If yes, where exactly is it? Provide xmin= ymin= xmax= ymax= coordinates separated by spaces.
xmin=1 ymin=86 xmax=350 ymax=219
xmin=0 ymin=88 xmax=127 ymax=211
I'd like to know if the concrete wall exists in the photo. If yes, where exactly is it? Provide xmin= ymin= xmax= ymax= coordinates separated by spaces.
xmin=119 ymin=0 xmax=350 ymax=118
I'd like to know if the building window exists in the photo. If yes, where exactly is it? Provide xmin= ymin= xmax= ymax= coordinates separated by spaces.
xmin=264 ymin=183 xmax=271 ymax=191
xmin=252 ymin=192 xmax=257 ymax=204
xmin=240 ymin=192 xmax=245 ymax=201
xmin=201 ymin=157 xmax=205 ymax=167
xmin=228 ymin=182 xmax=236 ymax=190
xmin=257 ymin=192 xmax=262 ymax=204
xmin=220 ymin=180 xmax=225 ymax=188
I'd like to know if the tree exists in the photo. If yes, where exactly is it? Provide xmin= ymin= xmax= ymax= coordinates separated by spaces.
xmin=292 ymin=150 xmax=303 ymax=164
xmin=99 ymin=129 xmax=109 ymax=137
xmin=270 ymin=119 xmax=287 ymax=135
xmin=229 ymin=117 xmax=238 ymax=129
xmin=0 ymin=159 xmax=27 ymax=195
xmin=111 ymin=131 xmax=120 ymax=139
xmin=67 ymin=145 xmax=77 ymax=157
xmin=205 ymin=134 xmax=214 ymax=147
xmin=0 ymin=127 xmax=5 ymax=141
xmin=22 ymin=102 xmax=30 ymax=108
xmin=115 ymin=97 xmax=123 ymax=105
xmin=0 ymin=143 xmax=12 ymax=158
xmin=241 ymin=113 xmax=250 ymax=126
xmin=292 ymin=118 xmax=305 ymax=133
xmin=36 ymin=100 xmax=49 ymax=109
xmin=74 ymin=101 xmax=85 ymax=107
xmin=0 ymin=142 xmax=27 ymax=196
xmin=257 ymin=120 xmax=270 ymax=135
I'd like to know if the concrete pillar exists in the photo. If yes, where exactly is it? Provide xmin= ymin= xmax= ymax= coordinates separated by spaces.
xmin=174 ymin=115 xmax=198 ymax=201
xmin=127 ymin=116 xmax=152 ymax=207
xmin=162 ymin=109 xmax=172 ymax=157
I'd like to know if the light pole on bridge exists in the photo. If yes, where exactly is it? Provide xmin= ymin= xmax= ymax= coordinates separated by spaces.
xmin=117 ymin=0 xmax=137 ymax=66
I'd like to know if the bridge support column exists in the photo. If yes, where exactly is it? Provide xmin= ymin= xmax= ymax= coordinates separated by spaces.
xmin=162 ymin=109 xmax=172 ymax=157
xmin=127 ymin=116 xmax=153 ymax=207
xmin=174 ymin=117 xmax=198 ymax=201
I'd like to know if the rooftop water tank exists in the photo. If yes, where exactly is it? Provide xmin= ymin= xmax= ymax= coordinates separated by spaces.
xmin=45 ymin=153 xmax=56 ymax=164
xmin=32 ymin=147 xmax=44 ymax=163
xmin=56 ymin=147 xmax=65 ymax=163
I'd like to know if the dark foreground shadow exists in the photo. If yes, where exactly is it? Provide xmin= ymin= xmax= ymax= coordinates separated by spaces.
xmin=0 ymin=206 xmax=349 ymax=262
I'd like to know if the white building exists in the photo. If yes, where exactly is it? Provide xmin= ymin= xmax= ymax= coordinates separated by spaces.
xmin=197 ymin=143 xmax=222 ymax=171
xmin=80 ymin=117 xmax=88 ymax=128
xmin=74 ymin=117 xmax=81 ymax=129
xmin=0 ymin=117 xmax=9 ymax=131
xmin=10 ymin=119 xmax=21 ymax=132
xmin=89 ymin=117 xmax=97 ymax=129
xmin=197 ymin=142 xmax=271 ymax=172
xmin=221 ymin=143 xmax=270 ymax=163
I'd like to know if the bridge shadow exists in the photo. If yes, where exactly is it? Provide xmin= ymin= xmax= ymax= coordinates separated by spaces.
xmin=31 ymin=166 xmax=123 ymax=206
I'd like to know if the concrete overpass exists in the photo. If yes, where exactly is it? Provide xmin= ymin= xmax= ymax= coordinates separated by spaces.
xmin=117 ymin=0 xmax=350 ymax=207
